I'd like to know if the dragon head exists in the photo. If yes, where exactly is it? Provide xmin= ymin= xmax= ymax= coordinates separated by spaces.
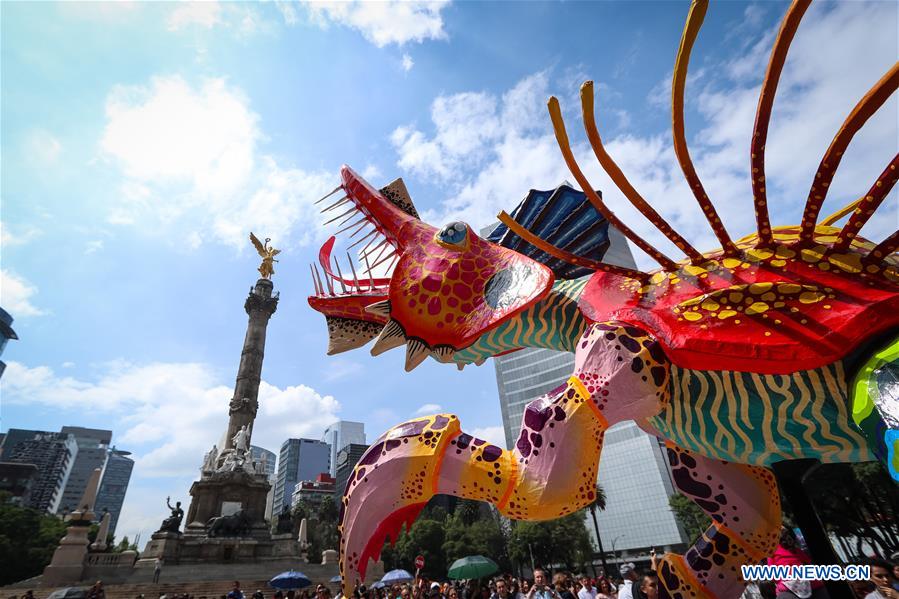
xmin=308 ymin=166 xmax=554 ymax=371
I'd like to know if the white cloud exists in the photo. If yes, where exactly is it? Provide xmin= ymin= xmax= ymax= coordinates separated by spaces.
xmin=100 ymin=75 xmax=336 ymax=249
xmin=302 ymin=1 xmax=449 ymax=47
xmin=0 ymin=221 xmax=42 ymax=247
xmin=415 ymin=403 xmax=442 ymax=415
xmin=1 ymin=270 xmax=45 ymax=317
xmin=390 ymin=3 xmax=898 ymax=268
xmin=84 ymin=240 xmax=104 ymax=255
xmin=24 ymin=129 xmax=62 ymax=164
xmin=471 ymin=425 xmax=506 ymax=448
xmin=275 ymin=1 xmax=299 ymax=25
xmin=401 ymin=53 xmax=414 ymax=72
xmin=167 ymin=2 xmax=222 ymax=31
xmin=322 ymin=358 xmax=364 ymax=382
xmin=4 ymin=358 xmax=342 ymax=539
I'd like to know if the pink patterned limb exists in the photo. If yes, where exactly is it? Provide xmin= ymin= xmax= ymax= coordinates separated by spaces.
xmin=338 ymin=322 xmax=672 ymax=595
xmin=655 ymin=443 xmax=781 ymax=599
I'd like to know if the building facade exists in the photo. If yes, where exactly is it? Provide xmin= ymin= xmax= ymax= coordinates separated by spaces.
xmin=58 ymin=426 xmax=112 ymax=515
xmin=291 ymin=473 xmax=335 ymax=510
xmin=273 ymin=438 xmax=330 ymax=513
xmin=490 ymin=224 xmax=689 ymax=562
xmin=3 ymin=430 xmax=78 ymax=513
xmin=321 ymin=421 xmax=365 ymax=477
xmin=94 ymin=448 xmax=134 ymax=535
xmin=335 ymin=443 xmax=368 ymax=496
xmin=250 ymin=445 xmax=278 ymax=520
xmin=0 ymin=306 xmax=18 ymax=379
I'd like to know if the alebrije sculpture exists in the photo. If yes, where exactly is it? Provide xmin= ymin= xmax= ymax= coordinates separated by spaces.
xmin=307 ymin=1 xmax=899 ymax=596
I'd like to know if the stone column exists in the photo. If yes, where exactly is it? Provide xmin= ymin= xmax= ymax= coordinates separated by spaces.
xmin=224 ymin=279 xmax=279 ymax=450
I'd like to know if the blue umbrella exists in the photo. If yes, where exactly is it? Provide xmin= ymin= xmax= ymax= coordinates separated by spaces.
xmin=330 ymin=575 xmax=343 ymax=583
xmin=371 ymin=582 xmax=386 ymax=590
xmin=270 ymin=571 xmax=312 ymax=590
xmin=381 ymin=569 xmax=414 ymax=584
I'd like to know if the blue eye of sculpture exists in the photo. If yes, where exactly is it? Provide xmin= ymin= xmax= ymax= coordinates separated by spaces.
xmin=438 ymin=222 xmax=468 ymax=245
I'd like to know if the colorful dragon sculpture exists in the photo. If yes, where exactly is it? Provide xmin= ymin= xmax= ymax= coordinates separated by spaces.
xmin=307 ymin=1 xmax=899 ymax=597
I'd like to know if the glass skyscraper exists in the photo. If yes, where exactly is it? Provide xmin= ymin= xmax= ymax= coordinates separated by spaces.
xmin=94 ymin=448 xmax=134 ymax=535
xmin=58 ymin=426 xmax=112 ymax=516
xmin=273 ymin=438 xmax=330 ymax=513
xmin=490 ymin=224 xmax=689 ymax=563
xmin=322 ymin=421 xmax=366 ymax=477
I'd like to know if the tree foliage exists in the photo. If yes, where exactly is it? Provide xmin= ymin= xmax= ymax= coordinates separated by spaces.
xmin=668 ymin=493 xmax=711 ymax=543
xmin=507 ymin=512 xmax=593 ymax=573
xmin=0 ymin=495 xmax=68 ymax=585
xmin=293 ymin=495 xmax=341 ymax=561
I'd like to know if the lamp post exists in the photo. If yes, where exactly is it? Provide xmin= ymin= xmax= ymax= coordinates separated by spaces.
xmin=610 ymin=535 xmax=626 ymax=567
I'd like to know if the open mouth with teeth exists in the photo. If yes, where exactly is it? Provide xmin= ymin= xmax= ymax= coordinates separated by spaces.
xmin=307 ymin=166 xmax=555 ymax=371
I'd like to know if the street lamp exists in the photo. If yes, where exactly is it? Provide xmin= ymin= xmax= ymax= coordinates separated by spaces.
xmin=610 ymin=535 xmax=626 ymax=566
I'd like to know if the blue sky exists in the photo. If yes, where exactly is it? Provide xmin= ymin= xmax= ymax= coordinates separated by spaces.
xmin=2 ymin=1 xmax=896 ymax=544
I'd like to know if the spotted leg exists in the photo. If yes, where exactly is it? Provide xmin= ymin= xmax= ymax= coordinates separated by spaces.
xmin=338 ymin=322 xmax=670 ymax=595
xmin=654 ymin=443 xmax=781 ymax=599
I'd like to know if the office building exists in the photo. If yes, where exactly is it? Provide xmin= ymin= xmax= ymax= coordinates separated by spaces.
xmin=322 ymin=421 xmax=365 ymax=477
xmin=490 ymin=223 xmax=689 ymax=562
xmin=0 ymin=307 xmax=18 ymax=379
xmin=0 ymin=462 xmax=39 ymax=506
xmin=94 ymin=448 xmax=134 ymax=535
xmin=58 ymin=427 xmax=112 ymax=515
xmin=335 ymin=443 xmax=368 ymax=496
xmin=3 ymin=430 xmax=78 ymax=513
xmin=250 ymin=445 xmax=277 ymax=520
xmin=291 ymin=473 xmax=336 ymax=510
xmin=273 ymin=438 xmax=330 ymax=513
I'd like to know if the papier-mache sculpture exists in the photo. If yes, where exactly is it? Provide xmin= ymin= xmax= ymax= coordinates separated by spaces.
xmin=307 ymin=1 xmax=899 ymax=596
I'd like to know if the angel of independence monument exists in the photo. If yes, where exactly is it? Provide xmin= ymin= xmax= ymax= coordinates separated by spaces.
xmin=141 ymin=234 xmax=302 ymax=564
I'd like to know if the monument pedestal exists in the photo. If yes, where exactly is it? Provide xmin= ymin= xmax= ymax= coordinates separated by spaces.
xmin=42 ymin=523 xmax=91 ymax=586
xmin=185 ymin=469 xmax=271 ymax=540
xmin=135 ymin=531 xmax=182 ymax=567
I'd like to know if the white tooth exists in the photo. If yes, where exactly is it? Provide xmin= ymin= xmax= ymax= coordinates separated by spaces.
xmin=323 ymin=266 xmax=335 ymax=295
xmin=333 ymin=257 xmax=348 ymax=293
xmin=346 ymin=252 xmax=360 ymax=289
xmin=369 ymin=249 xmax=396 ymax=272
xmin=347 ymin=228 xmax=378 ymax=250
xmin=456 ymin=363 xmax=465 ymax=371
xmin=314 ymin=185 xmax=343 ymax=205
xmin=310 ymin=264 xmax=321 ymax=295
xmin=363 ymin=253 xmax=375 ymax=292
xmin=324 ymin=206 xmax=357 ymax=225
xmin=404 ymin=339 xmax=430 ymax=372
xmin=313 ymin=264 xmax=326 ymax=295
xmin=320 ymin=196 xmax=349 ymax=213
xmin=371 ymin=319 xmax=406 ymax=356
xmin=349 ymin=221 xmax=373 ymax=239
xmin=365 ymin=299 xmax=391 ymax=318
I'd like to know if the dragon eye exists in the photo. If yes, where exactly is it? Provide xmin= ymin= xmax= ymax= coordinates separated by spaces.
xmin=438 ymin=221 xmax=468 ymax=245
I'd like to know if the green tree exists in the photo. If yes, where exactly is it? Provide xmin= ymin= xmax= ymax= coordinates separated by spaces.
xmin=443 ymin=509 xmax=510 ymax=572
xmin=508 ymin=512 xmax=592 ymax=572
xmin=586 ymin=484 xmax=608 ymax=577
xmin=0 ymin=496 xmax=68 ymax=585
xmin=669 ymin=494 xmax=711 ymax=542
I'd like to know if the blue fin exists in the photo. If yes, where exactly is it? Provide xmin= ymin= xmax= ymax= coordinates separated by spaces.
xmin=488 ymin=185 xmax=610 ymax=279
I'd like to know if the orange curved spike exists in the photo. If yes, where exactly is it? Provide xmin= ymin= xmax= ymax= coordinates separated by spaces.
xmin=497 ymin=210 xmax=649 ymax=281
xmin=833 ymin=153 xmax=899 ymax=251
xmin=547 ymin=95 xmax=679 ymax=271
xmin=751 ymin=0 xmax=812 ymax=246
xmin=672 ymin=0 xmax=737 ymax=255
xmin=580 ymin=82 xmax=705 ymax=265
xmin=866 ymin=229 xmax=899 ymax=264
xmin=820 ymin=197 xmax=864 ymax=227
xmin=799 ymin=61 xmax=899 ymax=244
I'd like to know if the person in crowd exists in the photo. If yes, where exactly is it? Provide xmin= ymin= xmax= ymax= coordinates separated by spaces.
xmin=527 ymin=569 xmax=560 ymax=599
xmin=596 ymin=578 xmax=615 ymax=599
xmin=553 ymin=574 xmax=574 ymax=599
xmin=493 ymin=578 xmax=516 ymax=599
xmin=632 ymin=574 xmax=658 ymax=599
xmin=274 ymin=592 xmax=283 ymax=599
xmin=865 ymin=558 xmax=899 ymax=599
xmin=519 ymin=581 xmax=530 ymax=597
xmin=617 ymin=565 xmax=638 ymax=599
xmin=400 ymin=587 xmax=411 ymax=599
xmin=227 ymin=583 xmax=244 ymax=599
xmin=253 ymin=590 xmax=264 ymax=599
xmin=769 ymin=527 xmax=827 ymax=599
xmin=153 ymin=558 xmax=163 ymax=584
xmin=88 ymin=581 xmax=106 ymax=599
xmin=577 ymin=575 xmax=596 ymax=599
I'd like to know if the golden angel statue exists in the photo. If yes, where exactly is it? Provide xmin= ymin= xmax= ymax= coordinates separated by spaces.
xmin=249 ymin=232 xmax=280 ymax=279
